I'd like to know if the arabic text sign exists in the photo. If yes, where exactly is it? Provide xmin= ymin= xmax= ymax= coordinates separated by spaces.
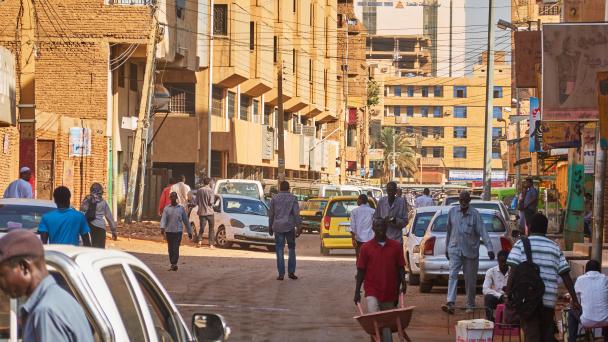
xmin=542 ymin=23 xmax=608 ymax=121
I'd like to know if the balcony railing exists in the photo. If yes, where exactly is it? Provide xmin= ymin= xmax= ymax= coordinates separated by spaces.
xmin=108 ymin=0 xmax=152 ymax=5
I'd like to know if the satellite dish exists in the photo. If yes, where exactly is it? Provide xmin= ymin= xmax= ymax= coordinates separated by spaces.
xmin=153 ymin=84 xmax=171 ymax=113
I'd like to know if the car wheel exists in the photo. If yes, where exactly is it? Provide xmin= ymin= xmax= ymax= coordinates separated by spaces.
xmin=320 ymin=243 xmax=330 ymax=256
xmin=266 ymin=245 xmax=276 ymax=252
xmin=215 ymin=226 xmax=232 ymax=248
xmin=239 ymin=243 xmax=250 ymax=249
xmin=419 ymin=282 xmax=433 ymax=293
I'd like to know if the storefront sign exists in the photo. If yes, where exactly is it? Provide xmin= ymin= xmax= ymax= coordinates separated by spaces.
xmin=541 ymin=122 xmax=582 ymax=149
xmin=448 ymin=170 xmax=507 ymax=182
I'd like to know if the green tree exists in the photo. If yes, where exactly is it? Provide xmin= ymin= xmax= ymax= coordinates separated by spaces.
xmin=367 ymin=79 xmax=380 ymax=107
xmin=379 ymin=127 xmax=417 ymax=181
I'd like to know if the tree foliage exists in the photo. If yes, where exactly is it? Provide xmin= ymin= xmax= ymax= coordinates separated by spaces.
xmin=367 ymin=79 xmax=380 ymax=107
xmin=379 ymin=127 xmax=418 ymax=181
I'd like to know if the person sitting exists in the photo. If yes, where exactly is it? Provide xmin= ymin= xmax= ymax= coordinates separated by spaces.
xmin=567 ymin=260 xmax=608 ymax=342
xmin=483 ymin=250 xmax=509 ymax=322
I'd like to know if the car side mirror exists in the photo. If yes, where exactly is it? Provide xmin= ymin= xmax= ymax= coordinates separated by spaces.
xmin=192 ymin=313 xmax=231 ymax=342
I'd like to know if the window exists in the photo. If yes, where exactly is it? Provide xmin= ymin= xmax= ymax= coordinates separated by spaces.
xmin=118 ymin=64 xmax=125 ymax=88
xmin=454 ymin=126 xmax=467 ymax=138
xmin=101 ymin=266 xmax=147 ymax=341
xmin=433 ymin=106 xmax=442 ymax=118
xmin=493 ymin=106 xmax=502 ymax=119
xmin=249 ymin=22 xmax=255 ymax=50
xmin=420 ymin=147 xmax=428 ymax=157
xmin=211 ymin=86 xmax=223 ymax=116
xmin=492 ymin=150 xmax=502 ymax=159
xmin=263 ymin=105 xmax=272 ymax=125
xmin=493 ymin=86 xmax=503 ymax=98
xmin=432 ymin=126 xmax=443 ymax=138
xmin=492 ymin=127 xmax=502 ymax=138
xmin=405 ymin=126 xmax=414 ymax=134
xmin=454 ymin=86 xmax=467 ymax=98
xmin=175 ymin=0 xmax=185 ymax=18
xmin=454 ymin=106 xmax=467 ymax=118
xmin=433 ymin=86 xmax=443 ymax=97
xmin=239 ymin=95 xmax=251 ymax=120
xmin=421 ymin=86 xmax=429 ymax=97
xmin=347 ymin=126 xmax=356 ymax=147
xmin=421 ymin=126 xmax=429 ymax=137
xmin=394 ymin=106 xmax=401 ymax=117
xmin=292 ymin=49 xmax=297 ymax=74
xmin=394 ymin=85 xmax=401 ymax=97
xmin=273 ymin=36 xmax=278 ymax=63
xmin=406 ymin=106 xmax=413 ymax=117
xmin=432 ymin=147 xmax=444 ymax=158
xmin=213 ymin=4 xmax=228 ymax=36
xmin=453 ymin=146 xmax=467 ymax=159
xmin=167 ymin=83 xmax=195 ymax=115
xmin=407 ymin=86 xmax=414 ymax=97
xmin=421 ymin=106 xmax=429 ymax=117
xmin=252 ymin=99 xmax=259 ymax=122
xmin=129 ymin=63 xmax=138 ymax=91
xmin=211 ymin=150 xmax=222 ymax=177
xmin=227 ymin=91 xmax=236 ymax=119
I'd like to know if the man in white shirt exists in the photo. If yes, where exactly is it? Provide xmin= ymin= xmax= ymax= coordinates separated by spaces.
xmin=3 ymin=167 xmax=33 ymax=199
xmin=483 ymin=250 xmax=509 ymax=321
xmin=567 ymin=260 xmax=608 ymax=342
xmin=349 ymin=194 xmax=375 ymax=259
xmin=415 ymin=188 xmax=434 ymax=208
xmin=170 ymin=175 xmax=191 ymax=209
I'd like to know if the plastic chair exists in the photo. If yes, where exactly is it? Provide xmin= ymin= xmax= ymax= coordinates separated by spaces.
xmin=493 ymin=304 xmax=520 ymax=341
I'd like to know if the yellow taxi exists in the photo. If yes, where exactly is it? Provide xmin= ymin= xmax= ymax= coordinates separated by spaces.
xmin=299 ymin=198 xmax=328 ymax=234
xmin=320 ymin=196 xmax=376 ymax=256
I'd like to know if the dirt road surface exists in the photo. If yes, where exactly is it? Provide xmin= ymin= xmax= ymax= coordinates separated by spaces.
xmin=111 ymin=234 xmax=485 ymax=342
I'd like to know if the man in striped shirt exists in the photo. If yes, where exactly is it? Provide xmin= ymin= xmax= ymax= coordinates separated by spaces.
xmin=506 ymin=213 xmax=580 ymax=342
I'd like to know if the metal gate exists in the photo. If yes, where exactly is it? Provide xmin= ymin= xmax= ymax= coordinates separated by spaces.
xmin=36 ymin=140 xmax=55 ymax=200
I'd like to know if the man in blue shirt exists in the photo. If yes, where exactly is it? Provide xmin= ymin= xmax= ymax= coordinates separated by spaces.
xmin=0 ymin=229 xmax=93 ymax=342
xmin=39 ymin=186 xmax=91 ymax=246
xmin=160 ymin=192 xmax=192 ymax=271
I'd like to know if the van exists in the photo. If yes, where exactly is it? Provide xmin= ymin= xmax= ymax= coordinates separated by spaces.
xmin=214 ymin=179 xmax=264 ymax=200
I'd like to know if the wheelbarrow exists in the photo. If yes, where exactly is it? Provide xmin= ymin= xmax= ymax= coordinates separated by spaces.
xmin=354 ymin=294 xmax=415 ymax=342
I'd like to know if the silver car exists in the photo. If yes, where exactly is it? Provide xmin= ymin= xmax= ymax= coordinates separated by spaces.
xmin=417 ymin=208 xmax=513 ymax=293
xmin=403 ymin=206 xmax=443 ymax=285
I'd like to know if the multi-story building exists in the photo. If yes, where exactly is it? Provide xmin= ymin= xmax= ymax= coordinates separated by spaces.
xmin=151 ymin=0 xmax=343 ymax=186
xmin=511 ymin=0 xmax=560 ymax=26
xmin=378 ymin=62 xmax=511 ymax=184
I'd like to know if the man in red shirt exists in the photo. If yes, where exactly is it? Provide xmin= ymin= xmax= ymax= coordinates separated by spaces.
xmin=355 ymin=219 xmax=407 ymax=342
xmin=158 ymin=177 xmax=175 ymax=217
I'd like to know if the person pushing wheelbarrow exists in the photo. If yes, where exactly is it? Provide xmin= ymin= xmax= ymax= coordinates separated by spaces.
xmin=354 ymin=218 xmax=413 ymax=342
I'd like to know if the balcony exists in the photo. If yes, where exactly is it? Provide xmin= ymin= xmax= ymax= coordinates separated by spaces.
xmin=107 ymin=0 xmax=151 ymax=4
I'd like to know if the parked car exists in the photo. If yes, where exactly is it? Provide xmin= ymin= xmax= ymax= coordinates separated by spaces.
xmin=189 ymin=195 xmax=275 ymax=251
xmin=403 ymin=206 xmax=443 ymax=285
xmin=417 ymin=208 xmax=513 ymax=293
xmin=319 ymin=196 xmax=376 ymax=256
xmin=299 ymin=198 xmax=328 ymax=233
xmin=1 ymin=245 xmax=230 ymax=342
xmin=452 ymin=200 xmax=518 ymax=232
xmin=214 ymin=179 xmax=264 ymax=200
xmin=440 ymin=195 xmax=481 ymax=206
xmin=0 ymin=199 xmax=56 ymax=237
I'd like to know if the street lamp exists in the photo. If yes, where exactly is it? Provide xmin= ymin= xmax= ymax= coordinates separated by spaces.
xmin=497 ymin=19 xmax=518 ymax=32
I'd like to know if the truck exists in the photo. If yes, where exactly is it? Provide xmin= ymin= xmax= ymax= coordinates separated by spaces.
xmin=0 ymin=245 xmax=230 ymax=342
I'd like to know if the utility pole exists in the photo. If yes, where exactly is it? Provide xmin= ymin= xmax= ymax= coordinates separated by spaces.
xmin=124 ymin=16 xmax=159 ymax=223
xmin=207 ymin=0 xmax=215 ymax=177
xmin=277 ymin=61 xmax=286 ymax=182
xmin=391 ymin=133 xmax=396 ymax=181
xmin=482 ymin=0 xmax=496 ymax=201
xmin=339 ymin=27 xmax=349 ymax=185
xmin=449 ymin=0 xmax=453 ymax=77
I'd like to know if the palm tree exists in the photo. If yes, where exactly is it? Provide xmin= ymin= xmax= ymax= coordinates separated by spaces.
xmin=379 ymin=127 xmax=418 ymax=182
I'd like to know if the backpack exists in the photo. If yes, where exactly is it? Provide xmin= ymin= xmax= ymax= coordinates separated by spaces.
xmin=85 ymin=199 xmax=97 ymax=222
xmin=507 ymin=237 xmax=545 ymax=319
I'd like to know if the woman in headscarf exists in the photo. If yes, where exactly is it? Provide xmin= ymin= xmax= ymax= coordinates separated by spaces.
xmin=80 ymin=183 xmax=117 ymax=248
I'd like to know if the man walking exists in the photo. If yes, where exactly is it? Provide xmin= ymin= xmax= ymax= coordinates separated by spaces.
xmin=350 ymin=194 xmax=375 ymax=259
xmin=520 ymin=178 xmax=538 ymax=229
xmin=196 ymin=177 xmax=217 ymax=248
xmin=171 ymin=175 xmax=191 ymax=209
xmin=0 ymin=230 xmax=93 ymax=341
xmin=354 ymin=220 xmax=407 ymax=342
xmin=3 ymin=166 xmax=33 ymax=199
xmin=442 ymin=191 xmax=494 ymax=314
xmin=483 ymin=250 xmax=509 ymax=321
xmin=160 ymin=192 xmax=193 ymax=271
xmin=158 ymin=177 xmax=174 ymax=217
xmin=506 ymin=213 xmax=579 ymax=342
xmin=268 ymin=181 xmax=301 ymax=280
xmin=415 ymin=188 xmax=434 ymax=208
xmin=39 ymin=186 xmax=91 ymax=247
xmin=373 ymin=181 xmax=408 ymax=244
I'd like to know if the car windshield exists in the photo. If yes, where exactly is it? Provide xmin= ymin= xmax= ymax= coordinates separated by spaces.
xmin=470 ymin=203 xmax=502 ymax=215
xmin=217 ymin=183 xmax=260 ymax=199
xmin=326 ymin=200 xmax=358 ymax=218
xmin=412 ymin=212 xmax=436 ymax=237
xmin=372 ymin=189 xmax=383 ymax=198
xmin=223 ymin=198 xmax=268 ymax=216
xmin=431 ymin=213 xmax=505 ymax=232
xmin=324 ymin=189 xmax=341 ymax=197
xmin=341 ymin=190 xmax=360 ymax=196
xmin=0 ymin=204 xmax=55 ymax=231
xmin=300 ymin=200 xmax=327 ymax=212
xmin=444 ymin=197 xmax=459 ymax=205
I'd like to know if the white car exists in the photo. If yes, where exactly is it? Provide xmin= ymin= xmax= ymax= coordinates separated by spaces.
xmin=0 ymin=199 xmax=56 ymax=237
xmin=403 ymin=206 xmax=443 ymax=285
xmin=189 ymin=195 xmax=275 ymax=251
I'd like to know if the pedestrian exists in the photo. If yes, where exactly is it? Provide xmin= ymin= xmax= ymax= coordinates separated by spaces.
xmin=39 ymin=186 xmax=91 ymax=247
xmin=396 ymin=187 xmax=403 ymax=198
xmin=506 ymin=213 xmax=579 ymax=342
xmin=171 ymin=175 xmax=191 ymax=209
xmin=158 ymin=177 xmax=175 ymax=217
xmin=268 ymin=181 xmax=301 ymax=281
xmin=195 ymin=177 xmax=217 ymax=248
xmin=567 ymin=260 xmax=608 ymax=342
xmin=0 ymin=230 xmax=94 ymax=342
xmin=354 ymin=219 xmax=407 ymax=342
xmin=373 ymin=181 xmax=408 ymax=244
xmin=350 ymin=194 xmax=375 ymax=259
xmin=415 ymin=188 xmax=434 ymax=208
xmin=442 ymin=191 xmax=494 ymax=314
xmin=160 ymin=192 xmax=193 ymax=271
xmin=483 ymin=250 xmax=509 ymax=321
xmin=80 ymin=183 xmax=117 ymax=248
xmin=520 ymin=177 xmax=538 ymax=229
xmin=3 ymin=166 xmax=33 ymax=199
